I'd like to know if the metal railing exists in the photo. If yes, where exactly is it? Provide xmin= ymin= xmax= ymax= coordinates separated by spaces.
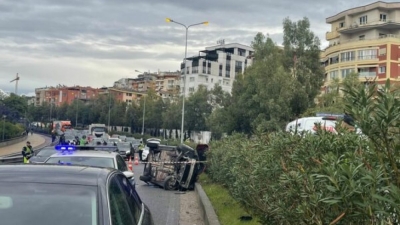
xmin=0 ymin=134 xmax=58 ymax=164
xmin=0 ymin=134 xmax=27 ymax=144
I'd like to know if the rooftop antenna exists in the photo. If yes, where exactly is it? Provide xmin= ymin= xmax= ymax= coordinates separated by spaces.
xmin=10 ymin=73 xmax=20 ymax=95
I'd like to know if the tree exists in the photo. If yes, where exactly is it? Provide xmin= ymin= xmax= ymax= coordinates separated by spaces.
xmin=282 ymin=17 xmax=325 ymax=115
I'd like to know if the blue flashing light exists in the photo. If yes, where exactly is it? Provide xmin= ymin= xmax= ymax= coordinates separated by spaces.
xmin=55 ymin=145 xmax=76 ymax=151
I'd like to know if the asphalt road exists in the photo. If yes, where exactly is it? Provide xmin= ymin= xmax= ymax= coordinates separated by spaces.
xmin=133 ymin=163 xmax=181 ymax=225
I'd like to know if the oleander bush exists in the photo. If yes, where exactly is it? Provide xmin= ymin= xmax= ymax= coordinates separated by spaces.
xmin=207 ymin=79 xmax=400 ymax=225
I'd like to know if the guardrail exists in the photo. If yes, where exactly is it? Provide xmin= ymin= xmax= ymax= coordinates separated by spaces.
xmin=0 ymin=135 xmax=58 ymax=164
xmin=0 ymin=134 xmax=28 ymax=147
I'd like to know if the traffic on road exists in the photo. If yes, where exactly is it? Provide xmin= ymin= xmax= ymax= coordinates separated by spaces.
xmin=0 ymin=123 xmax=207 ymax=225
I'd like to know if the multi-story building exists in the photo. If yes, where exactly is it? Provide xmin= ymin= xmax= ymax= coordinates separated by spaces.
xmin=35 ymin=85 xmax=100 ymax=106
xmin=180 ymin=43 xmax=253 ymax=94
xmin=321 ymin=1 xmax=400 ymax=92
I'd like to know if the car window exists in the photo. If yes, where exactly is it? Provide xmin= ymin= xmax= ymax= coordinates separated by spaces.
xmin=108 ymin=175 xmax=137 ymax=225
xmin=46 ymin=157 xmax=115 ymax=168
xmin=115 ymin=174 xmax=142 ymax=223
xmin=0 ymin=182 xmax=97 ymax=225
xmin=116 ymin=156 xmax=127 ymax=171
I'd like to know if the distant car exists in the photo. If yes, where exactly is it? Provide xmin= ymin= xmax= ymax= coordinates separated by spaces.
xmin=29 ymin=147 xmax=58 ymax=164
xmin=0 ymin=164 xmax=154 ymax=225
xmin=119 ymin=135 xmax=127 ymax=142
xmin=285 ymin=116 xmax=338 ymax=134
xmin=108 ymin=138 xmax=121 ymax=144
xmin=44 ymin=147 xmax=136 ymax=187
xmin=116 ymin=142 xmax=133 ymax=159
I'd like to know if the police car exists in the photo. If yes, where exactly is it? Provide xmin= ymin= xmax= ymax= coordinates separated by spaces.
xmin=43 ymin=145 xmax=136 ymax=187
xmin=0 ymin=164 xmax=154 ymax=225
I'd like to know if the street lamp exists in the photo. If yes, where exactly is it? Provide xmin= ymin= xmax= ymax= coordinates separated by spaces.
xmin=141 ymin=95 xmax=146 ymax=135
xmin=165 ymin=18 xmax=208 ymax=143
xmin=108 ymin=89 xmax=112 ymax=131
xmin=135 ymin=70 xmax=146 ymax=136
xmin=2 ymin=115 xmax=6 ymax=141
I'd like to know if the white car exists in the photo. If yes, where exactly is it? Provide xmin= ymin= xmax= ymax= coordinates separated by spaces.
xmin=286 ymin=116 xmax=338 ymax=134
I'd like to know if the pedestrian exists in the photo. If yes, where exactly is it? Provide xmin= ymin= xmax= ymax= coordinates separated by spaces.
xmin=30 ymin=128 xmax=33 ymax=136
xmin=22 ymin=141 xmax=33 ymax=164
xmin=138 ymin=141 xmax=144 ymax=161
xmin=79 ymin=135 xmax=87 ymax=146
xmin=59 ymin=133 xmax=66 ymax=145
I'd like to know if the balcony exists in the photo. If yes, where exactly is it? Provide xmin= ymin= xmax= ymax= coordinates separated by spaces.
xmin=323 ymin=34 xmax=400 ymax=56
xmin=359 ymin=72 xmax=377 ymax=78
xmin=339 ymin=18 xmax=400 ymax=34
xmin=326 ymin=30 xmax=340 ymax=40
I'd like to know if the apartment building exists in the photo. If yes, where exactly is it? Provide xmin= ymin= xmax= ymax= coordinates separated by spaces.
xmin=181 ymin=43 xmax=253 ymax=94
xmin=321 ymin=1 xmax=400 ymax=92
xmin=35 ymin=85 xmax=100 ymax=106
xmin=112 ymin=71 xmax=180 ymax=102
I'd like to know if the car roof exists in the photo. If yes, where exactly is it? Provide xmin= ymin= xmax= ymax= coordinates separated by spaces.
xmin=50 ymin=150 xmax=119 ymax=158
xmin=0 ymin=164 xmax=113 ymax=185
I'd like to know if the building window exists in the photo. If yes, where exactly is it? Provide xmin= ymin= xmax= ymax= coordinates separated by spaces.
xmin=211 ymin=78 xmax=213 ymax=83
xmin=358 ymin=49 xmax=377 ymax=60
xmin=341 ymin=68 xmax=354 ymax=78
xmin=339 ymin=22 xmax=345 ymax=28
xmin=340 ymin=51 xmax=355 ymax=62
xmin=329 ymin=70 xmax=339 ymax=79
xmin=206 ymin=78 xmax=208 ymax=82
xmin=380 ymin=14 xmax=387 ymax=22
xmin=219 ymin=65 xmax=223 ymax=77
xmin=359 ymin=15 xmax=367 ymax=25
xmin=379 ymin=48 xmax=387 ymax=56
xmin=226 ymin=60 xmax=231 ymax=70
xmin=207 ymin=64 xmax=211 ymax=74
xmin=379 ymin=66 xmax=386 ymax=73
xmin=235 ymin=61 xmax=243 ymax=73
xmin=192 ymin=66 xmax=198 ymax=74
xmin=189 ymin=77 xmax=195 ymax=82
xmin=225 ymin=70 xmax=230 ymax=78
xmin=186 ymin=67 xmax=189 ymax=74
xmin=189 ymin=87 xmax=194 ymax=92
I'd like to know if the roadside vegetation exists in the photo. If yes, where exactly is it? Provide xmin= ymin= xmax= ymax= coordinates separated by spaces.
xmin=207 ymin=79 xmax=400 ymax=224
xmin=199 ymin=173 xmax=261 ymax=225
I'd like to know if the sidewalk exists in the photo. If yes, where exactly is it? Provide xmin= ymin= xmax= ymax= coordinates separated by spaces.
xmin=0 ymin=134 xmax=48 ymax=157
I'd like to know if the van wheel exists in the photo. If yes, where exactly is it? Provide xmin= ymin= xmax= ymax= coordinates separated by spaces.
xmin=163 ymin=176 xmax=177 ymax=190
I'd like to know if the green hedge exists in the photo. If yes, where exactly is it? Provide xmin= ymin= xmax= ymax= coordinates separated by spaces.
xmin=207 ymin=80 xmax=400 ymax=224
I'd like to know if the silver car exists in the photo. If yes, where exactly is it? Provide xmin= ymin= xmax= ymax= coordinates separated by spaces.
xmin=44 ymin=150 xmax=135 ymax=187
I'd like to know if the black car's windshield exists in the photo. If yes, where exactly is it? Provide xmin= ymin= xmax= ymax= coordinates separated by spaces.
xmin=46 ymin=156 xmax=115 ymax=168
xmin=0 ymin=183 xmax=98 ymax=225
xmin=37 ymin=149 xmax=57 ymax=157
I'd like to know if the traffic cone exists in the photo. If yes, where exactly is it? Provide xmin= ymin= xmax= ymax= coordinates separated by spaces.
xmin=134 ymin=156 xmax=139 ymax=166
xmin=128 ymin=157 xmax=133 ymax=171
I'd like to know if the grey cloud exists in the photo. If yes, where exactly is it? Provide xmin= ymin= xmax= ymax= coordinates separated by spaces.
xmin=0 ymin=0 xmax=398 ymax=93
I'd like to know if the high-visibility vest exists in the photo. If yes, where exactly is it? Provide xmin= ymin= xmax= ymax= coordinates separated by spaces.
xmin=23 ymin=146 xmax=33 ymax=164
xmin=80 ymin=138 xmax=86 ymax=146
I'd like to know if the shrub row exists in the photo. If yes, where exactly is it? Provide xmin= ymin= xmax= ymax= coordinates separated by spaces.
xmin=207 ymin=80 xmax=400 ymax=224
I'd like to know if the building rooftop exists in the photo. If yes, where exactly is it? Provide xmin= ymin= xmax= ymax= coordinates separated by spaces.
xmin=327 ymin=1 xmax=400 ymax=23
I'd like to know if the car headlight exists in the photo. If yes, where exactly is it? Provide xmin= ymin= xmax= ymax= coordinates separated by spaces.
xmin=126 ymin=150 xmax=130 ymax=154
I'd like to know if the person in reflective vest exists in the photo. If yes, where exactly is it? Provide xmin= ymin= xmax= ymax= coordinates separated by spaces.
xmin=79 ymin=135 xmax=87 ymax=146
xmin=138 ymin=142 xmax=144 ymax=161
xmin=22 ymin=141 xmax=33 ymax=163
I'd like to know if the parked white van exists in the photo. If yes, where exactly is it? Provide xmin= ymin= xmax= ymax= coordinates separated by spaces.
xmin=285 ymin=117 xmax=338 ymax=134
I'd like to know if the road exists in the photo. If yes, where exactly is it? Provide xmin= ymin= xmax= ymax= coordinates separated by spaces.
xmin=133 ymin=163 xmax=181 ymax=225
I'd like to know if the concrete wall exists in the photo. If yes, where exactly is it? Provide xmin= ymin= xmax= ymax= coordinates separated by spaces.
xmin=0 ymin=135 xmax=28 ymax=148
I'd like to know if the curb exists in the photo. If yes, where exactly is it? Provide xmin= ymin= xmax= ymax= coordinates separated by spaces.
xmin=195 ymin=183 xmax=221 ymax=225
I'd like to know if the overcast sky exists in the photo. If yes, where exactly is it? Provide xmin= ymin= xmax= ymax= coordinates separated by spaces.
xmin=0 ymin=0 xmax=394 ymax=96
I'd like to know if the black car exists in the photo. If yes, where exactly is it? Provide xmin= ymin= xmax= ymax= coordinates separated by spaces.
xmin=29 ymin=147 xmax=58 ymax=163
xmin=116 ymin=142 xmax=133 ymax=159
xmin=0 ymin=164 xmax=154 ymax=225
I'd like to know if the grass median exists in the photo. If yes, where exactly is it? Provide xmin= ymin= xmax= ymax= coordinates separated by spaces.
xmin=199 ymin=173 xmax=261 ymax=225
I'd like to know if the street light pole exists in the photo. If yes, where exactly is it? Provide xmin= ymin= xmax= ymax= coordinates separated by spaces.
xmin=108 ymin=89 xmax=111 ymax=131
xmin=141 ymin=96 xmax=146 ymax=135
xmin=165 ymin=18 xmax=208 ymax=143
xmin=2 ymin=115 xmax=6 ymax=141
